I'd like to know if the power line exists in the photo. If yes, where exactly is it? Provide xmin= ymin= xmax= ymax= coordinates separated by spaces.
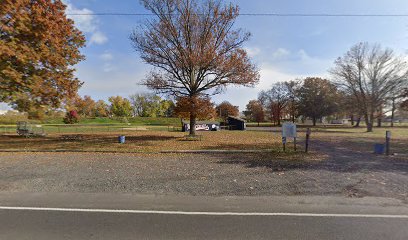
xmin=65 ymin=12 xmax=408 ymax=17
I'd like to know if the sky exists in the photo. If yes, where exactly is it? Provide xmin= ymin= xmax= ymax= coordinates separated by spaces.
xmin=3 ymin=0 xmax=408 ymax=112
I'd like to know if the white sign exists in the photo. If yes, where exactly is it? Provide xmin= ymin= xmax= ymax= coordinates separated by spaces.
xmin=282 ymin=122 xmax=297 ymax=138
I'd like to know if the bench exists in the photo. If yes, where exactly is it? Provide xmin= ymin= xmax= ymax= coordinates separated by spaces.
xmin=60 ymin=135 xmax=84 ymax=141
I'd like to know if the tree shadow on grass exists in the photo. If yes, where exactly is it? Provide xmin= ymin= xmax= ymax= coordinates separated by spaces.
xmin=0 ymin=134 xmax=180 ymax=150
xmin=116 ymin=135 xmax=179 ymax=142
xmin=201 ymin=143 xmax=283 ymax=151
xmin=214 ymin=141 xmax=408 ymax=175
xmin=215 ymin=152 xmax=322 ymax=172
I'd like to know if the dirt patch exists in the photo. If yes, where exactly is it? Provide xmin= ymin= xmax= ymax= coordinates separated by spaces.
xmin=0 ymin=131 xmax=283 ymax=152
xmin=0 ymin=143 xmax=406 ymax=200
xmin=122 ymin=127 xmax=148 ymax=131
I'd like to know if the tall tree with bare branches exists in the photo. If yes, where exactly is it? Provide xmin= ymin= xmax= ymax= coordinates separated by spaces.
xmin=258 ymin=82 xmax=289 ymax=126
xmin=130 ymin=0 xmax=259 ymax=135
xmin=331 ymin=43 xmax=408 ymax=132
xmin=284 ymin=80 xmax=301 ymax=123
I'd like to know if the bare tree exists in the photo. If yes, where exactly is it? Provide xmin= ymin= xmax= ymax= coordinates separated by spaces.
xmin=258 ymin=82 xmax=289 ymax=126
xmin=130 ymin=0 xmax=259 ymax=135
xmin=389 ymin=88 xmax=408 ymax=127
xmin=284 ymin=80 xmax=301 ymax=123
xmin=331 ymin=43 xmax=408 ymax=132
xmin=400 ymin=89 xmax=408 ymax=112
xmin=338 ymin=91 xmax=365 ymax=127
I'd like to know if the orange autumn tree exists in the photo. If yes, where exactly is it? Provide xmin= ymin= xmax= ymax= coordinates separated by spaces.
xmin=216 ymin=101 xmax=239 ymax=122
xmin=0 ymin=0 xmax=85 ymax=118
xmin=131 ymin=0 xmax=259 ymax=135
xmin=174 ymin=96 xmax=216 ymax=120
xmin=74 ymin=95 xmax=97 ymax=117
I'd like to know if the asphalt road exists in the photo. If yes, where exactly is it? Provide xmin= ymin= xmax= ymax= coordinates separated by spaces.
xmin=1 ymin=209 xmax=408 ymax=240
xmin=1 ymin=192 xmax=408 ymax=240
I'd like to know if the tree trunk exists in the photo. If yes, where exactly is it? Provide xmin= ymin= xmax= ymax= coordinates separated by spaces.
xmin=354 ymin=116 xmax=361 ymax=127
xmin=366 ymin=113 xmax=373 ymax=132
xmin=291 ymin=100 xmax=296 ymax=123
xmin=350 ymin=115 xmax=354 ymax=126
xmin=377 ymin=118 xmax=382 ymax=127
xmin=391 ymin=98 xmax=396 ymax=127
xmin=367 ymin=122 xmax=373 ymax=132
xmin=312 ymin=117 xmax=317 ymax=126
xmin=189 ymin=111 xmax=196 ymax=136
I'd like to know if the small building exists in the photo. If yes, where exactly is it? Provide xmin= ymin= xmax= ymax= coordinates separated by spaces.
xmin=182 ymin=120 xmax=220 ymax=132
xmin=330 ymin=119 xmax=349 ymax=125
xmin=227 ymin=116 xmax=246 ymax=130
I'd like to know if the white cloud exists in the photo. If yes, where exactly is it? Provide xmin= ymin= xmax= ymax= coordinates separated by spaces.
xmin=272 ymin=48 xmax=290 ymax=60
xmin=99 ymin=52 xmax=114 ymax=72
xmin=244 ymin=47 xmax=261 ymax=57
xmin=103 ymin=63 xmax=115 ymax=73
xmin=63 ymin=0 xmax=107 ymax=45
xmin=298 ymin=49 xmax=311 ymax=61
xmin=213 ymin=63 xmax=300 ymax=110
xmin=90 ymin=31 xmax=108 ymax=45
xmin=294 ymin=49 xmax=333 ymax=76
xmin=258 ymin=64 xmax=299 ymax=88
xmin=100 ymin=52 xmax=113 ymax=61
xmin=75 ymin=57 xmax=148 ymax=100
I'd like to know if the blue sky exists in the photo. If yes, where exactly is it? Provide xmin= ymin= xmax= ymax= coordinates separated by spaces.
xmin=3 ymin=0 xmax=408 ymax=112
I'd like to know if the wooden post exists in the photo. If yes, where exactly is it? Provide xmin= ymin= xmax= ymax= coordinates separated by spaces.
xmin=386 ymin=131 xmax=391 ymax=156
xmin=294 ymin=137 xmax=297 ymax=151
xmin=305 ymin=128 xmax=311 ymax=153
xmin=282 ymin=137 xmax=286 ymax=152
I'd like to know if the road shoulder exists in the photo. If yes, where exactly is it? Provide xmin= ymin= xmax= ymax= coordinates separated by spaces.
xmin=1 ymin=192 xmax=408 ymax=216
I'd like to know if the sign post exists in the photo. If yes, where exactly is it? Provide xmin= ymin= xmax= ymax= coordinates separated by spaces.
xmin=294 ymin=137 xmax=297 ymax=151
xmin=305 ymin=128 xmax=311 ymax=153
xmin=386 ymin=131 xmax=391 ymax=156
xmin=282 ymin=123 xmax=297 ymax=152
xmin=282 ymin=137 xmax=286 ymax=152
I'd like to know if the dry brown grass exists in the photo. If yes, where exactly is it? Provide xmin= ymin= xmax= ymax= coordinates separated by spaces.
xmin=0 ymin=130 xmax=283 ymax=152
xmin=311 ymin=127 xmax=408 ymax=154
xmin=2 ymin=126 xmax=406 ymax=155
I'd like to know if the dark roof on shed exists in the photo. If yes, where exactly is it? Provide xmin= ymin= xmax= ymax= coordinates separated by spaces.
xmin=182 ymin=120 xmax=220 ymax=125
xmin=228 ymin=116 xmax=246 ymax=122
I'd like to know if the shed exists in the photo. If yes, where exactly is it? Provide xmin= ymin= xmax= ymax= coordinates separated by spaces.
xmin=227 ymin=116 xmax=246 ymax=130
xmin=181 ymin=120 xmax=220 ymax=132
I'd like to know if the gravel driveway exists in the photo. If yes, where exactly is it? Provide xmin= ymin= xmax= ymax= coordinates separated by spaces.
xmin=0 ymin=139 xmax=407 ymax=201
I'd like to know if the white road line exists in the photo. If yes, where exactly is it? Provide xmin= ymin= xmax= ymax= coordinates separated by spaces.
xmin=0 ymin=206 xmax=408 ymax=218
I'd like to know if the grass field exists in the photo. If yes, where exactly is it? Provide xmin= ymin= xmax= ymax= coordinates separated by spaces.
xmin=310 ymin=127 xmax=408 ymax=155
xmin=0 ymin=130 xmax=284 ymax=152
xmin=0 ymin=116 xmax=182 ymax=126
xmin=0 ymin=123 xmax=407 ymax=154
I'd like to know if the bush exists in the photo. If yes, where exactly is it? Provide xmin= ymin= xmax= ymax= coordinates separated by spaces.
xmin=63 ymin=110 xmax=80 ymax=124
xmin=0 ymin=111 xmax=30 ymax=124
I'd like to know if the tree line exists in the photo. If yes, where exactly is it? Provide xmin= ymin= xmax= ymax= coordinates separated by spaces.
xmin=244 ymin=43 xmax=408 ymax=132
xmin=62 ymin=93 xmax=239 ymax=124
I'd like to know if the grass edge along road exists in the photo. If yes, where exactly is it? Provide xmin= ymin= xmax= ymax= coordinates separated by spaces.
xmin=0 ymin=125 xmax=407 ymax=154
